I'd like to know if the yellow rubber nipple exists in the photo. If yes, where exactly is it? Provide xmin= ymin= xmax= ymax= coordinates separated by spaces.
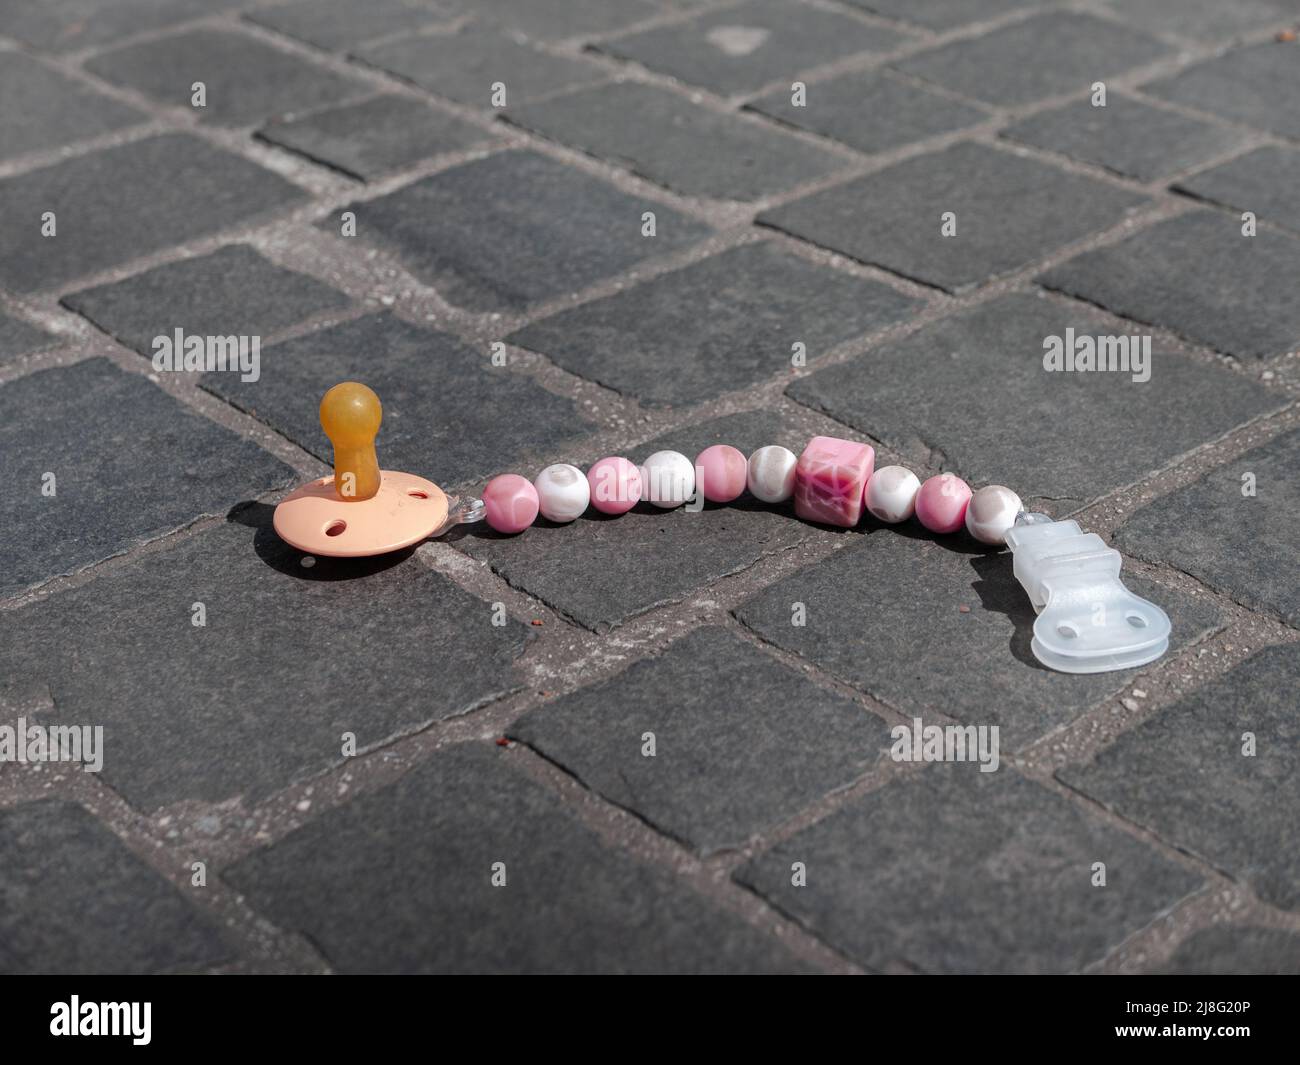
xmin=320 ymin=381 xmax=382 ymax=502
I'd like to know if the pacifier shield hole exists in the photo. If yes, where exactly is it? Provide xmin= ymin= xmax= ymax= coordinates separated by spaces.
xmin=1126 ymin=613 xmax=1147 ymax=628
xmin=408 ymin=490 xmax=429 ymax=499
xmin=1057 ymin=623 xmax=1078 ymax=639
xmin=324 ymin=519 xmax=347 ymax=537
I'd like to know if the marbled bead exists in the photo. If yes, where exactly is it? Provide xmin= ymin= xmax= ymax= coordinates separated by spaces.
xmin=482 ymin=473 xmax=539 ymax=534
xmin=794 ymin=435 xmax=875 ymax=528
xmin=534 ymin=462 xmax=590 ymax=522
xmin=587 ymin=456 xmax=641 ymax=515
xmin=640 ymin=450 xmax=695 ymax=508
xmin=965 ymin=484 xmax=1023 ymax=545
xmin=915 ymin=473 xmax=972 ymax=534
xmin=864 ymin=464 xmax=920 ymax=524
xmin=746 ymin=445 xmax=797 ymax=503
xmin=694 ymin=444 xmax=748 ymax=503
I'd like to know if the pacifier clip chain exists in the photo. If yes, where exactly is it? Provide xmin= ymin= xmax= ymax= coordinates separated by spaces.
xmin=274 ymin=382 xmax=1170 ymax=676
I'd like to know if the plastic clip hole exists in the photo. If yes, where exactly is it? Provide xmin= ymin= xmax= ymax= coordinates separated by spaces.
xmin=1127 ymin=613 xmax=1148 ymax=629
xmin=408 ymin=490 xmax=429 ymax=499
xmin=324 ymin=519 xmax=347 ymax=537
xmin=1057 ymin=623 xmax=1078 ymax=639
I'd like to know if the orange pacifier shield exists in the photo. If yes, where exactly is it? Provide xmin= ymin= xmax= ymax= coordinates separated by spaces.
xmin=273 ymin=382 xmax=448 ymax=557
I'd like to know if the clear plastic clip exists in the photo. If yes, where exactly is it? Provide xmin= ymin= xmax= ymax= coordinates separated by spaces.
xmin=1004 ymin=512 xmax=1170 ymax=674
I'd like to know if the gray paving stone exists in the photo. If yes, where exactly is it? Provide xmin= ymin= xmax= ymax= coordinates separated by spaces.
xmin=507 ymin=81 xmax=847 ymax=202
xmin=0 ymin=310 xmax=55 ymax=363
xmin=1159 ymin=926 xmax=1300 ymax=974
xmin=459 ymin=410 xmax=840 ymax=631
xmin=0 ymin=0 xmax=238 ymax=51
xmin=1174 ymin=146 xmax=1300 ymax=237
xmin=62 ymin=244 xmax=352 ymax=359
xmin=1001 ymin=94 xmax=1249 ymax=183
xmin=244 ymin=0 xmax=451 ymax=51
xmin=0 ymin=52 xmax=145 ymax=161
xmin=225 ymin=742 xmax=805 ymax=973
xmin=735 ymin=764 xmax=1203 ymax=973
xmin=451 ymin=0 xmax=661 ymax=40
xmin=85 ymin=28 xmax=369 ymax=127
xmin=510 ymin=626 xmax=889 ymax=854
xmin=508 ymin=242 xmax=920 ymax=406
xmin=0 ymin=134 xmax=305 ymax=294
xmin=593 ymin=0 xmax=907 ymax=96
xmin=843 ymin=0 xmax=1039 ymax=30
xmin=1116 ymin=430 xmax=1300 ymax=628
xmin=0 ymin=520 xmax=532 ymax=810
xmin=257 ymin=94 xmax=496 ymax=180
xmin=1059 ymin=644 xmax=1300 ymax=912
xmin=1039 ymin=210 xmax=1300 ymax=360
xmin=332 ymin=149 xmax=711 ymax=312
xmin=0 ymin=358 xmax=294 ymax=600
xmin=747 ymin=68 xmax=988 ymax=155
xmin=0 ymin=800 xmax=234 ymax=974
xmin=0 ymin=674 xmax=50 ymax=726
xmin=1145 ymin=41 xmax=1300 ymax=141
xmin=733 ymin=533 xmax=1222 ymax=749
xmin=761 ymin=141 xmax=1146 ymax=292
xmin=1104 ymin=0 xmax=1300 ymax=42
xmin=357 ymin=24 xmax=605 ymax=107
xmin=203 ymin=311 xmax=596 ymax=487
xmin=894 ymin=12 xmax=1171 ymax=107
xmin=786 ymin=293 xmax=1282 ymax=506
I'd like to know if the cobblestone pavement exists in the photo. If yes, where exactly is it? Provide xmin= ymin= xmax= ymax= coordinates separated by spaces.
xmin=1 ymin=0 xmax=1297 ymax=975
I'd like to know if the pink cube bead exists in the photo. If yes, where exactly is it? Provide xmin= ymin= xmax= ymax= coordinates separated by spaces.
xmin=694 ymin=444 xmax=748 ymax=503
xmin=482 ymin=474 xmax=539 ymax=534
xmin=915 ymin=473 xmax=972 ymax=534
xmin=794 ymin=435 xmax=875 ymax=527
xmin=586 ymin=456 xmax=641 ymax=515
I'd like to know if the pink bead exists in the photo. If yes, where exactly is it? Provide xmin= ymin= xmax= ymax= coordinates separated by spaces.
xmin=482 ymin=474 xmax=539 ymax=534
xmin=586 ymin=456 xmax=641 ymax=515
xmin=915 ymin=473 xmax=972 ymax=534
xmin=694 ymin=444 xmax=748 ymax=503
xmin=794 ymin=435 xmax=875 ymax=528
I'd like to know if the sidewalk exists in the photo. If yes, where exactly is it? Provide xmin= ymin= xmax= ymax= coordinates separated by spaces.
xmin=0 ymin=0 xmax=1297 ymax=974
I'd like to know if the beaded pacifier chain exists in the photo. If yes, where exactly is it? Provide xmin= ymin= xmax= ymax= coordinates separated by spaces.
xmin=274 ymin=382 xmax=1171 ymax=676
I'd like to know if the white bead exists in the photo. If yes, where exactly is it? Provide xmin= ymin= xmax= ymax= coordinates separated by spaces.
xmin=639 ymin=450 xmax=695 ymax=508
xmin=865 ymin=464 xmax=920 ymax=523
xmin=966 ymin=484 xmax=1023 ymax=545
xmin=746 ymin=445 xmax=797 ymax=503
xmin=534 ymin=463 xmax=590 ymax=522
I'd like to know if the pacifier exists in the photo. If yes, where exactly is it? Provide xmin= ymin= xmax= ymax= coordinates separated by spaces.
xmin=273 ymin=382 xmax=482 ymax=557
xmin=270 ymin=388 xmax=1172 ymax=678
